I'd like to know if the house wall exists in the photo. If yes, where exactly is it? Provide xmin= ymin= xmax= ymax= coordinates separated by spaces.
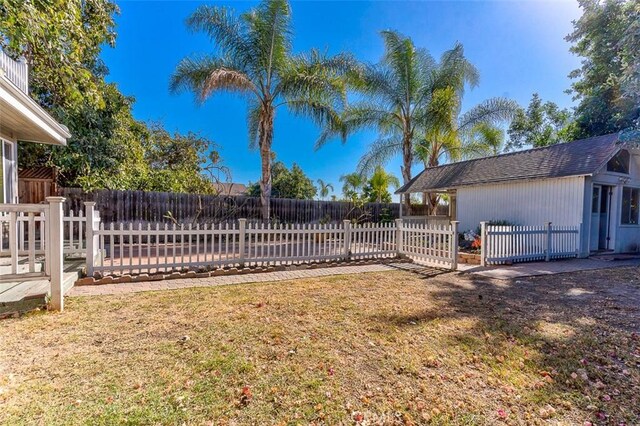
xmin=456 ymin=176 xmax=586 ymax=233
xmin=590 ymin=149 xmax=640 ymax=253
xmin=0 ymin=131 xmax=18 ymax=204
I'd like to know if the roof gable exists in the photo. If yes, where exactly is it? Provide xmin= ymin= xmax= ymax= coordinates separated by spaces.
xmin=397 ymin=133 xmax=623 ymax=194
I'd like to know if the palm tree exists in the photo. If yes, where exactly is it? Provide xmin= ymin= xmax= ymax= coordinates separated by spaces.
xmin=366 ymin=166 xmax=400 ymax=203
xmin=317 ymin=31 xmax=433 ymax=211
xmin=170 ymin=0 xmax=348 ymax=220
xmin=316 ymin=179 xmax=334 ymax=200
xmin=340 ymin=172 xmax=365 ymax=201
xmin=469 ymin=122 xmax=505 ymax=156
xmin=349 ymin=41 xmax=516 ymax=211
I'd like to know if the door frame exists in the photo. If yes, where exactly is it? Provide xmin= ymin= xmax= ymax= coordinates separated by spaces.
xmin=591 ymin=184 xmax=613 ymax=251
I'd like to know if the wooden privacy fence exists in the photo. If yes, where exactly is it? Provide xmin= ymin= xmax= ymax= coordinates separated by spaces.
xmin=480 ymin=222 xmax=581 ymax=265
xmin=62 ymin=188 xmax=401 ymax=224
xmin=85 ymin=207 xmax=459 ymax=277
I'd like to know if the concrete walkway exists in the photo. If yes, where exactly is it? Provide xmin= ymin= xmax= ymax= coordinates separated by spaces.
xmin=462 ymin=257 xmax=640 ymax=280
xmin=68 ymin=264 xmax=399 ymax=297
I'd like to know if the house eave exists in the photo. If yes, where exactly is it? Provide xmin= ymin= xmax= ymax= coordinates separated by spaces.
xmin=0 ymin=71 xmax=70 ymax=145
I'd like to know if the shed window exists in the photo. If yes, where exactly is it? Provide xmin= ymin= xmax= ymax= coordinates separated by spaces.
xmin=607 ymin=150 xmax=630 ymax=174
xmin=621 ymin=187 xmax=640 ymax=225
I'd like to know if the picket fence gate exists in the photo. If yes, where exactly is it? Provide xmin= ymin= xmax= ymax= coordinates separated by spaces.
xmin=481 ymin=222 xmax=581 ymax=265
xmin=83 ymin=200 xmax=459 ymax=277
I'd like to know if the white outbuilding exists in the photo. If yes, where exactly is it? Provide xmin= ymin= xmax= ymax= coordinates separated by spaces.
xmin=396 ymin=133 xmax=640 ymax=255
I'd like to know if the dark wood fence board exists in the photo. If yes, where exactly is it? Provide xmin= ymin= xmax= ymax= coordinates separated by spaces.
xmin=62 ymin=188 xmax=405 ymax=225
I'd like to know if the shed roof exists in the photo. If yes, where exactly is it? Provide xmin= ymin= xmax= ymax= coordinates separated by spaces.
xmin=396 ymin=133 xmax=623 ymax=194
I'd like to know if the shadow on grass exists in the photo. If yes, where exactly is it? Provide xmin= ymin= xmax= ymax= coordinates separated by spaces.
xmin=372 ymin=267 xmax=640 ymax=424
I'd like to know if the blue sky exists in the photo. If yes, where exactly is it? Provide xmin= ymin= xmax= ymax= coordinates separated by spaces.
xmin=102 ymin=0 xmax=582 ymax=196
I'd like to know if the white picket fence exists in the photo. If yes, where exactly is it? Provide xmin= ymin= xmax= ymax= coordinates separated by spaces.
xmin=86 ymin=209 xmax=459 ymax=276
xmin=481 ymin=222 xmax=581 ymax=265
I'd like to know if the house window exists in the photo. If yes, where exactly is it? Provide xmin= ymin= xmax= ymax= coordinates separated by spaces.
xmin=621 ymin=187 xmax=640 ymax=225
xmin=607 ymin=150 xmax=630 ymax=174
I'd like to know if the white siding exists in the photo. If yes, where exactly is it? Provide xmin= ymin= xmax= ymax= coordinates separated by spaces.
xmin=456 ymin=176 xmax=586 ymax=232
xmin=591 ymin=149 xmax=640 ymax=253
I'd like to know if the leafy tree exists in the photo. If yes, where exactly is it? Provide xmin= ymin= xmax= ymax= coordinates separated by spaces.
xmin=566 ymin=0 xmax=640 ymax=137
xmin=362 ymin=166 xmax=400 ymax=203
xmin=0 ymin=0 xmax=118 ymax=110
xmin=316 ymin=179 xmax=334 ymax=200
xmin=18 ymin=82 xmax=150 ymax=190
xmin=506 ymin=93 xmax=576 ymax=151
xmin=143 ymin=125 xmax=229 ymax=194
xmin=339 ymin=172 xmax=365 ymax=201
xmin=171 ymin=0 xmax=348 ymax=220
xmin=247 ymin=161 xmax=317 ymax=200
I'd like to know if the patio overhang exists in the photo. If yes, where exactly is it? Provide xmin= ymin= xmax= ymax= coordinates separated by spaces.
xmin=0 ymin=71 xmax=70 ymax=145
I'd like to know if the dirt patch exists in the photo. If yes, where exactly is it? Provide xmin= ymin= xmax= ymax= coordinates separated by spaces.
xmin=0 ymin=267 xmax=638 ymax=425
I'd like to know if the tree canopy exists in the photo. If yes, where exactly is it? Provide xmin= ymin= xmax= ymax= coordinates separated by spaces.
xmin=506 ymin=94 xmax=576 ymax=151
xmin=1 ymin=0 xmax=227 ymax=193
xmin=567 ymin=0 xmax=640 ymax=137
xmin=247 ymin=161 xmax=317 ymax=200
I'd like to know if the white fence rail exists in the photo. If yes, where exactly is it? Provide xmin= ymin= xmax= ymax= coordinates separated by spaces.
xmin=87 ymin=211 xmax=458 ymax=276
xmin=481 ymin=222 xmax=580 ymax=265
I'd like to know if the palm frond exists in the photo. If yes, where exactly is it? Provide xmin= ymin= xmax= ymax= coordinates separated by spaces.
xmin=186 ymin=5 xmax=251 ymax=66
xmin=457 ymin=97 xmax=519 ymax=132
xmin=356 ymin=136 xmax=403 ymax=176
xmin=170 ymin=56 xmax=255 ymax=103
xmin=243 ymin=0 xmax=292 ymax=82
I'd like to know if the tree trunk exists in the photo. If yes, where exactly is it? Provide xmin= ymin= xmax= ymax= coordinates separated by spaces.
xmin=259 ymin=104 xmax=275 ymax=221
xmin=401 ymin=133 xmax=412 ymax=215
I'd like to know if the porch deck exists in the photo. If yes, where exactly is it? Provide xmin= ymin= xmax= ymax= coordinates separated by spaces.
xmin=0 ymin=259 xmax=83 ymax=315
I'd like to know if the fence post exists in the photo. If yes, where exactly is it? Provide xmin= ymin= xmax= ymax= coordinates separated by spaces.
xmin=545 ymin=222 xmax=552 ymax=262
xmin=85 ymin=202 xmax=96 ymax=277
xmin=578 ymin=222 xmax=587 ymax=258
xmin=480 ymin=221 xmax=487 ymax=267
xmin=47 ymin=196 xmax=65 ymax=312
xmin=343 ymin=219 xmax=351 ymax=260
xmin=451 ymin=221 xmax=459 ymax=270
xmin=395 ymin=218 xmax=403 ymax=256
xmin=238 ymin=218 xmax=247 ymax=267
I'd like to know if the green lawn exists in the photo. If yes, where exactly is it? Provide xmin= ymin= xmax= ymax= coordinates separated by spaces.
xmin=1 ymin=267 xmax=638 ymax=425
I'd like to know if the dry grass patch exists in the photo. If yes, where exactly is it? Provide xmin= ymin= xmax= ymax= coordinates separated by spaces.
xmin=0 ymin=267 xmax=639 ymax=425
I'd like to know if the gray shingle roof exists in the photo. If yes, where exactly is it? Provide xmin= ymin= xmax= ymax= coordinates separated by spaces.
xmin=397 ymin=133 xmax=622 ymax=194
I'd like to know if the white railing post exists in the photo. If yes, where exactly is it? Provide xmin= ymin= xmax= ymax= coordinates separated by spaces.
xmin=238 ymin=218 xmax=247 ymax=267
xmin=395 ymin=218 xmax=403 ymax=256
xmin=8 ymin=211 xmax=17 ymax=274
xmin=480 ymin=221 xmax=487 ymax=267
xmin=578 ymin=222 xmax=587 ymax=258
xmin=545 ymin=222 xmax=552 ymax=262
xmin=451 ymin=221 xmax=459 ymax=270
xmin=343 ymin=220 xmax=351 ymax=260
xmin=46 ymin=197 xmax=65 ymax=311
xmin=85 ymin=202 xmax=97 ymax=277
